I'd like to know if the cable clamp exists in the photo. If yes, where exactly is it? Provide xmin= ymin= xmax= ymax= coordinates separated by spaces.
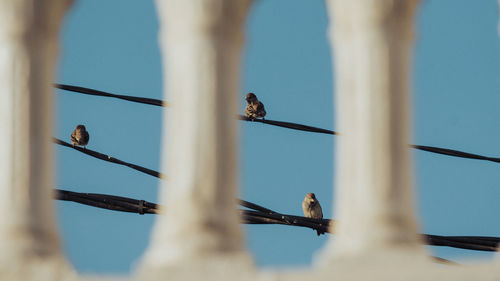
xmin=138 ymin=200 xmax=145 ymax=215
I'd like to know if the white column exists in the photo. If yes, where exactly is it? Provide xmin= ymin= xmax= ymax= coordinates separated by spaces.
xmin=141 ymin=0 xmax=253 ymax=269
xmin=498 ymin=0 xmax=500 ymax=36
xmin=324 ymin=0 xmax=424 ymax=258
xmin=0 ymin=0 xmax=73 ymax=279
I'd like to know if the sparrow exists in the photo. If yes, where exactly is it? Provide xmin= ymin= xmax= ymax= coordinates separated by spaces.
xmin=244 ymin=92 xmax=266 ymax=120
xmin=70 ymin=124 xmax=90 ymax=149
xmin=302 ymin=192 xmax=324 ymax=236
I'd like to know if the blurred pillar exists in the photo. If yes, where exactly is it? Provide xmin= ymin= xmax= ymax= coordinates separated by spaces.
xmin=498 ymin=0 xmax=500 ymax=36
xmin=141 ymin=0 xmax=253 ymax=269
xmin=324 ymin=0 xmax=424 ymax=258
xmin=0 ymin=0 xmax=73 ymax=279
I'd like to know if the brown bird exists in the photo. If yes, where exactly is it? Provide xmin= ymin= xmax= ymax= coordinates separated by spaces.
xmin=244 ymin=92 xmax=266 ymax=120
xmin=302 ymin=192 xmax=324 ymax=236
xmin=70 ymin=124 xmax=90 ymax=149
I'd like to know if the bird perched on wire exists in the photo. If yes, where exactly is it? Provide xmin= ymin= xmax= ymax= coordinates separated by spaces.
xmin=302 ymin=192 xmax=324 ymax=236
xmin=70 ymin=124 xmax=90 ymax=149
xmin=244 ymin=92 xmax=266 ymax=120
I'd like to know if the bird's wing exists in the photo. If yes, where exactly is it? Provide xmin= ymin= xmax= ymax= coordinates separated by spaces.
xmin=257 ymin=102 xmax=265 ymax=111
xmin=70 ymin=131 xmax=77 ymax=142
xmin=244 ymin=104 xmax=254 ymax=117
xmin=258 ymin=102 xmax=266 ymax=116
xmin=302 ymin=200 xmax=309 ymax=217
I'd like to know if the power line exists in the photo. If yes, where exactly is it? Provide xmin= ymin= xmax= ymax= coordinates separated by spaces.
xmin=55 ymin=83 xmax=338 ymax=135
xmin=55 ymin=83 xmax=500 ymax=164
xmin=53 ymin=84 xmax=500 ymax=253
xmin=238 ymin=115 xmax=337 ymax=135
xmin=54 ymin=188 xmax=500 ymax=252
xmin=54 ymin=83 xmax=166 ymax=107
xmin=411 ymin=144 xmax=500 ymax=164
xmin=53 ymin=138 xmax=162 ymax=178
xmin=56 ymin=189 xmax=158 ymax=214
xmin=53 ymin=128 xmax=500 ymax=253
xmin=432 ymin=256 xmax=460 ymax=266
xmin=53 ymin=140 xmax=281 ymax=215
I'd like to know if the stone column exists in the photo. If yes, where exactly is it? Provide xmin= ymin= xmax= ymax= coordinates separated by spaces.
xmin=0 ymin=0 xmax=73 ymax=279
xmin=141 ymin=0 xmax=253 ymax=270
xmin=324 ymin=0 xmax=424 ymax=258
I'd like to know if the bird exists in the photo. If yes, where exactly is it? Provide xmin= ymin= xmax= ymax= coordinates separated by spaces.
xmin=244 ymin=92 xmax=266 ymax=120
xmin=302 ymin=192 xmax=324 ymax=236
xmin=70 ymin=124 xmax=90 ymax=149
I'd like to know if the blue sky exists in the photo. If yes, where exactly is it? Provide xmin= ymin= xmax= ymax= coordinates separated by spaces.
xmin=55 ymin=0 xmax=500 ymax=274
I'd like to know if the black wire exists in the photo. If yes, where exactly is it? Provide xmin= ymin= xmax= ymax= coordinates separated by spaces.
xmin=54 ymin=84 xmax=165 ymax=106
xmin=53 ymin=138 xmax=162 ymax=178
xmin=53 ymin=138 xmax=500 ymax=252
xmin=411 ymin=145 xmax=500 ymax=164
xmin=55 ymin=83 xmax=500 ymax=164
xmin=432 ymin=256 xmax=460 ymax=265
xmin=53 ymin=83 xmax=500 ymax=261
xmin=238 ymin=115 xmax=338 ymax=135
xmin=423 ymin=234 xmax=498 ymax=252
xmin=52 ymin=140 xmax=285 ymax=216
xmin=56 ymin=189 xmax=157 ymax=214
xmin=54 ymin=189 xmax=500 ymax=252
xmin=238 ymin=199 xmax=277 ymax=214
